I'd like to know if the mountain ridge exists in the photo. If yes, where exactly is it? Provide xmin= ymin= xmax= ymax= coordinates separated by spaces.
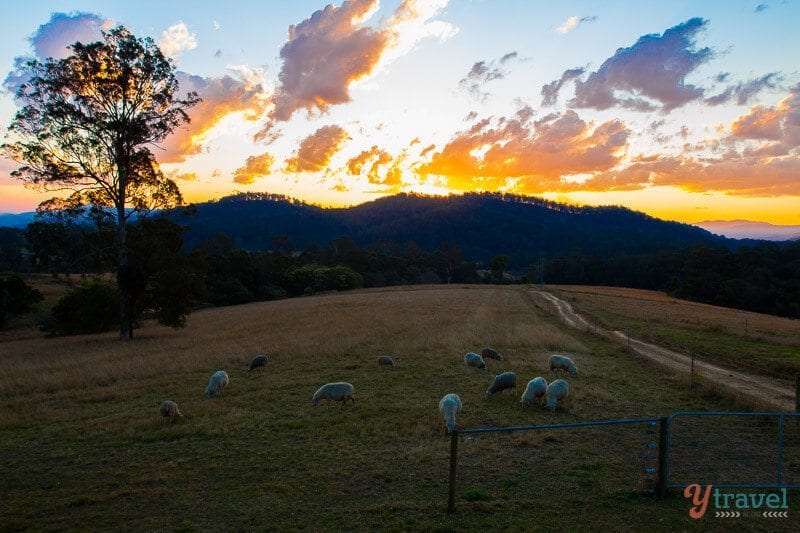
xmin=173 ymin=192 xmax=735 ymax=264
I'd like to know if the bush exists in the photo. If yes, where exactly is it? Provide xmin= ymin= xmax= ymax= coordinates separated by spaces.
xmin=286 ymin=264 xmax=363 ymax=295
xmin=0 ymin=276 xmax=44 ymax=328
xmin=45 ymin=279 xmax=119 ymax=335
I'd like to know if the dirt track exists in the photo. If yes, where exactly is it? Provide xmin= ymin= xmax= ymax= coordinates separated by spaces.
xmin=533 ymin=290 xmax=795 ymax=412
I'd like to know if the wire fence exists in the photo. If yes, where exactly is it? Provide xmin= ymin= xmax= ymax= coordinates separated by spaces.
xmin=665 ymin=412 xmax=800 ymax=489
xmin=446 ymin=412 xmax=800 ymax=512
xmin=447 ymin=417 xmax=664 ymax=512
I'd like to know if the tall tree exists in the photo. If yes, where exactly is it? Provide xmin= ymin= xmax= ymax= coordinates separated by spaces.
xmin=3 ymin=26 xmax=199 ymax=340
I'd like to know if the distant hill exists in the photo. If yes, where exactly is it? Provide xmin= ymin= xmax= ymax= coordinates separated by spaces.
xmin=0 ymin=212 xmax=35 ymax=228
xmin=695 ymin=220 xmax=800 ymax=241
xmin=174 ymin=192 xmax=730 ymax=264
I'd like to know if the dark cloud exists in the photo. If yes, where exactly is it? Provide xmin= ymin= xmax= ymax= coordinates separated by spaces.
xmin=541 ymin=67 xmax=585 ymax=106
xmin=4 ymin=12 xmax=108 ymax=93
xmin=705 ymin=73 xmax=780 ymax=106
xmin=268 ymin=0 xmax=454 ymax=124
xmin=570 ymin=18 xmax=713 ymax=112
xmin=459 ymin=51 xmax=519 ymax=101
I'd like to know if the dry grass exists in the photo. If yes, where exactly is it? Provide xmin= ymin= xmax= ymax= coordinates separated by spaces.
xmin=0 ymin=285 xmax=797 ymax=531
xmin=553 ymin=285 xmax=800 ymax=343
xmin=0 ymin=284 xmax=582 ymax=398
xmin=551 ymin=285 xmax=800 ymax=380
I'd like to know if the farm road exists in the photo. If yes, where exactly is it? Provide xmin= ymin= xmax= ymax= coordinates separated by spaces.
xmin=532 ymin=289 xmax=795 ymax=412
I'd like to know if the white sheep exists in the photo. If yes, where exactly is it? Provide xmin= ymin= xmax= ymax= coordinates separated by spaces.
xmin=520 ymin=377 xmax=548 ymax=407
xmin=486 ymin=371 xmax=517 ymax=397
xmin=311 ymin=382 xmax=355 ymax=407
xmin=549 ymin=354 xmax=579 ymax=376
xmin=481 ymin=347 xmax=503 ymax=361
xmin=377 ymin=356 xmax=395 ymax=368
xmin=546 ymin=379 xmax=570 ymax=411
xmin=248 ymin=355 xmax=268 ymax=372
xmin=205 ymin=370 xmax=229 ymax=399
xmin=464 ymin=352 xmax=487 ymax=371
xmin=159 ymin=400 xmax=182 ymax=423
xmin=438 ymin=393 xmax=462 ymax=432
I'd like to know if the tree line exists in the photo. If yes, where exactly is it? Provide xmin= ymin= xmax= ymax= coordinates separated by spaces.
xmin=1 ymin=214 xmax=799 ymax=336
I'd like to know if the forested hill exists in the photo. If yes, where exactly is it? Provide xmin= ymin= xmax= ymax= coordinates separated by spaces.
xmin=175 ymin=192 xmax=729 ymax=263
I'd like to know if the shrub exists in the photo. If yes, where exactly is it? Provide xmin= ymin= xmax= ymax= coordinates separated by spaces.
xmin=0 ymin=276 xmax=44 ymax=328
xmin=286 ymin=264 xmax=363 ymax=295
xmin=45 ymin=279 xmax=119 ymax=335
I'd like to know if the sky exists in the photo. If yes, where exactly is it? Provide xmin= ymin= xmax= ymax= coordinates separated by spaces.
xmin=1 ymin=0 xmax=799 ymax=225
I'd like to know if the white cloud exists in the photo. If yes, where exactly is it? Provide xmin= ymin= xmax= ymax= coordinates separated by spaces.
xmin=159 ymin=21 xmax=198 ymax=59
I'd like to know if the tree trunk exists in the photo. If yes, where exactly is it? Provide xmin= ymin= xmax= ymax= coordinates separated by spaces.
xmin=117 ymin=206 xmax=132 ymax=341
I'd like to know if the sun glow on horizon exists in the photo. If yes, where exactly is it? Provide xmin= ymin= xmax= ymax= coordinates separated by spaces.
xmin=1 ymin=2 xmax=800 ymax=226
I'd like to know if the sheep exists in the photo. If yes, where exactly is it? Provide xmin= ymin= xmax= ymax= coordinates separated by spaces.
xmin=464 ymin=352 xmax=487 ymax=371
xmin=545 ymin=379 xmax=570 ymax=411
xmin=520 ymin=377 xmax=548 ymax=407
xmin=159 ymin=400 xmax=182 ymax=423
xmin=311 ymin=382 xmax=355 ymax=407
xmin=486 ymin=371 xmax=517 ymax=397
xmin=438 ymin=393 xmax=462 ymax=433
xmin=205 ymin=370 xmax=229 ymax=399
xmin=377 ymin=356 xmax=395 ymax=368
xmin=548 ymin=354 xmax=579 ymax=376
xmin=481 ymin=347 xmax=503 ymax=361
xmin=248 ymin=355 xmax=268 ymax=372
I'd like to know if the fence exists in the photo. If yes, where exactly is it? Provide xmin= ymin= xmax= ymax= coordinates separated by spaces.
xmin=446 ymin=417 xmax=667 ymax=513
xmin=445 ymin=411 xmax=800 ymax=513
xmin=665 ymin=411 xmax=800 ymax=490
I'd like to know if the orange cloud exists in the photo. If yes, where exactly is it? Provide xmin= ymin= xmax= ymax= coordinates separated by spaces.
xmin=586 ymin=151 xmax=800 ymax=196
xmin=159 ymin=69 xmax=270 ymax=163
xmin=729 ymin=87 xmax=800 ymax=158
xmin=731 ymin=105 xmax=783 ymax=140
xmin=347 ymin=145 xmax=392 ymax=181
xmin=286 ymin=125 xmax=349 ymax=173
xmin=417 ymin=110 xmax=629 ymax=192
xmin=233 ymin=152 xmax=275 ymax=184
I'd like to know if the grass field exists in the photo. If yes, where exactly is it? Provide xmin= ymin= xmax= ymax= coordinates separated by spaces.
xmin=549 ymin=285 xmax=800 ymax=384
xmin=1 ymin=285 xmax=798 ymax=530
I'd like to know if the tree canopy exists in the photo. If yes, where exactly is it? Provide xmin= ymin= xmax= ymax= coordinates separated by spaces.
xmin=2 ymin=26 xmax=199 ymax=339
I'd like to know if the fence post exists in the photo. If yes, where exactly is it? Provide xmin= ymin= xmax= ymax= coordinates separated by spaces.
xmin=447 ymin=430 xmax=459 ymax=513
xmin=656 ymin=416 xmax=669 ymax=499
xmin=796 ymin=373 xmax=799 ymax=427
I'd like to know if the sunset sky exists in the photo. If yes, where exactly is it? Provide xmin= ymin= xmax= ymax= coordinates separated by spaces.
xmin=1 ymin=1 xmax=799 ymax=224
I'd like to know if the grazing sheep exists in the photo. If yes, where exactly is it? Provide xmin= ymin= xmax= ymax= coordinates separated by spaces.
xmin=311 ymin=382 xmax=355 ymax=407
xmin=248 ymin=355 xmax=268 ymax=372
xmin=464 ymin=352 xmax=487 ymax=371
xmin=546 ymin=379 xmax=570 ymax=411
xmin=377 ymin=356 xmax=395 ymax=368
xmin=481 ymin=347 xmax=503 ymax=361
xmin=549 ymin=354 xmax=579 ymax=376
xmin=438 ymin=393 xmax=462 ymax=433
xmin=205 ymin=370 xmax=229 ymax=399
xmin=159 ymin=400 xmax=182 ymax=423
xmin=520 ymin=377 xmax=548 ymax=407
xmin=486 ymin=371 xmax=517 ymax=397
